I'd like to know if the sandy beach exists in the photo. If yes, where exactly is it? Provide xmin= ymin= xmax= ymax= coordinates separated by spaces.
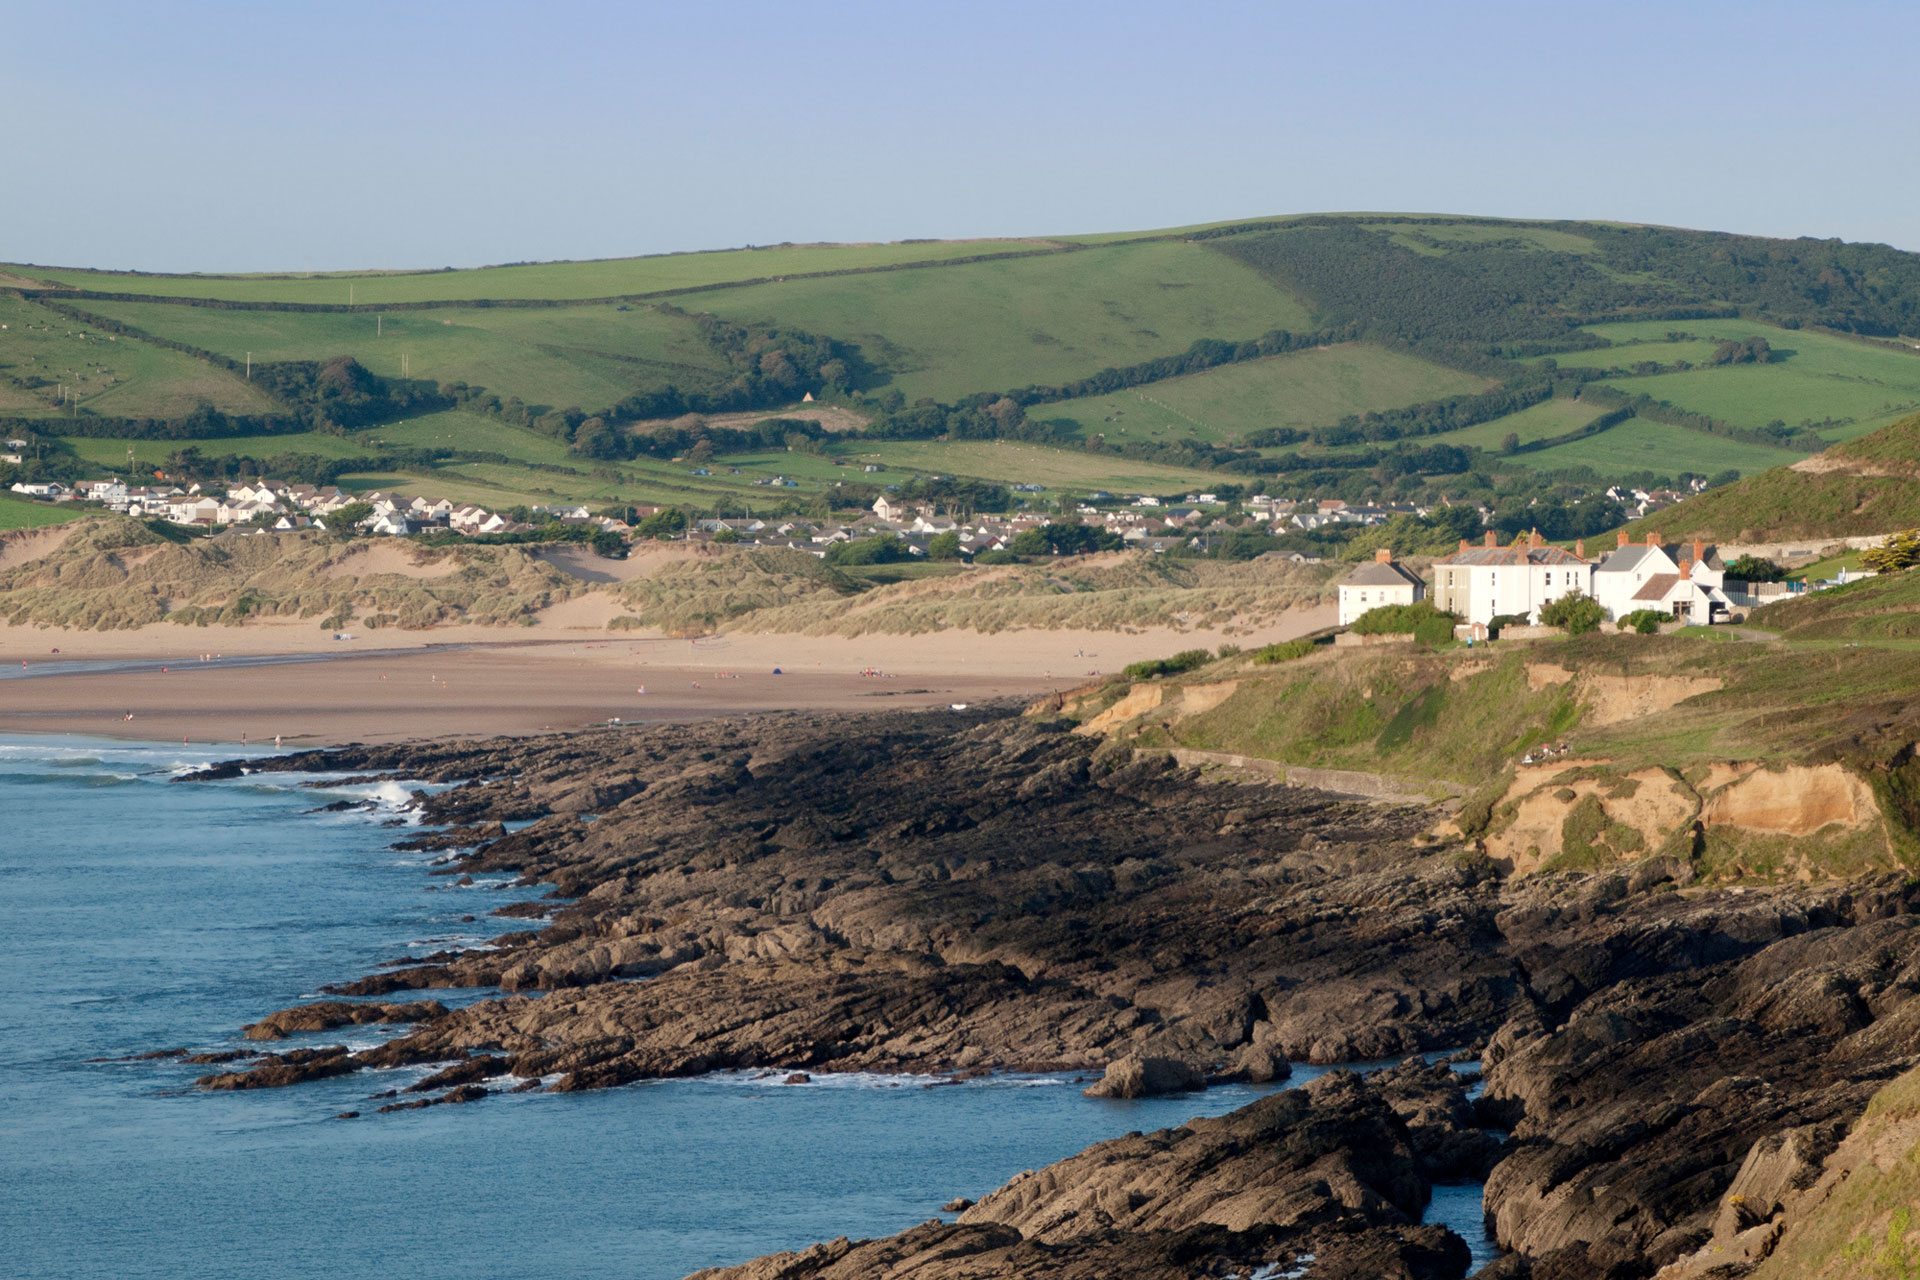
xmin=0 ymin=607 xmax=1332 ymax=744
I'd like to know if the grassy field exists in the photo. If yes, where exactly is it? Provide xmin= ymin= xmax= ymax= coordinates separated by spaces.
xmin=9 ymin=239 xmax=1069 ymax=305
xmin=1034 ymin=343 xmax=1490 ymax=444
xmin=79 ymin=299 xmax=729 ymax=412
xmin=1415 ymin=396 xmax=1615 ymax=452
xmin=1581 ymin=319 xmax=1920 ymax=442
xmin=1513 ymin=414 xmax=1806 ymax=476
xmin=0 ymin=492 xmax=84 ymax=530
xmin=0 ymin=295 xmax=274 ymax=419
xmin=308 ymin=412 xmax=1238 ymax=510
xmin=838 ymin=439 xmax=1238 ymax=493
xmin=677 ymin=240 xmax=1311 ymax=402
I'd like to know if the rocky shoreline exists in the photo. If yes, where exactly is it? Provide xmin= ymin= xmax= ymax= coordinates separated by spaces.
xmin=179 ymin=705 xmax=1920 ymax=1278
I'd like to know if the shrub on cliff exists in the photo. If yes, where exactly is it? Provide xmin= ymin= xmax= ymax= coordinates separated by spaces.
xmin=1122 ymin=649 xmax=1213 ymax=680
xmin=1540 ymin=592 xmax=1606 ymax=635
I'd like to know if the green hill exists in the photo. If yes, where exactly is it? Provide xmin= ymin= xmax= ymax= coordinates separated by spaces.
xmin=1623 ymin=412 xmax=1920 ymax=542
xmin=9 ymin=213 xmax=1920 ymax=510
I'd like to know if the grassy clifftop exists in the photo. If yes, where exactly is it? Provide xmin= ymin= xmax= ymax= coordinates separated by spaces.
xmin=1623 ymin=411 xmax=1920 ymax=542
xmin=1064 ymin=624 xmax=1920 ymax=882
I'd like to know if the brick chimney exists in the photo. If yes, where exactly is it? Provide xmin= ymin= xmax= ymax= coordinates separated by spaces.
xmin=1693 ymin=538 xmax=1706 ymax=566
xmin=1484 ymin=530 xmax=1499 ymax=547
xmin=1458 ymin=538 xmax=1470 ymax=554
xmin=1647 ymin=530 xmax=1662 ymax=548
xmin=1575 ymin=538 xmax=1586 ymax=560
xmin=1375 ymin=547 xmax=1393 ymax=564
xmin=1680 ymin=554 xmax=1694 ymax=577
xmin=1617 ymin=529 xmax=1631 ymax=548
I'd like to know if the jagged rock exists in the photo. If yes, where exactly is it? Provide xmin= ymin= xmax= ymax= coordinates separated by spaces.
xmin=242 ymin=999 xmax=447 ymax=1040
xmin=694 ymin=1070 xmax=1478 ymax=1279
xmin=1081 ymin=1054 xmax=1202 ymax=1099
xmin=196 ymin=1046 xmax=356 ymax=1090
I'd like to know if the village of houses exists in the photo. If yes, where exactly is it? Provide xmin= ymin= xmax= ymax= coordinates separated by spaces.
xmin=11 ymin=455 xmax=1860 ymax=634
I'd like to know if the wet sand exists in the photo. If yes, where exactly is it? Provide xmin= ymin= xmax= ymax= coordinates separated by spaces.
xmin=0 ymin=606 xmax=1332 ymax=745
xmin=0 ymin=644 xmax=1056 ymax=745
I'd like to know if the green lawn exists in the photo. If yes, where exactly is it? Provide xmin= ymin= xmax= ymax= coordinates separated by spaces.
xmin=0 ymin=295 xmax=274 ymax=419
xmin=0 ymin=492 xmax=85 ymax=530
xmin=1582 ymin=319 xmax=1920 ymax=442
xmin=1035 ymin=342 xmax=1491 ymax=445
xmin=676 ymin=240 xmax=1312 ymax=402
xmin=1513 ymin=415 xmax=1807 ymax=476
xmin=79 ymin=299 xmax=729 ymax=412
xmin=10 ymin=239 xmax=1069 ymax=304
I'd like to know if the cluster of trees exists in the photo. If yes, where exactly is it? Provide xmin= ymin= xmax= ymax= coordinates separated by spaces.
xmin=1008 ymin=522 xmax=1123 ymax=556
xmin=1708 ymin=336 xmax=1777 ymax=366
xmin=251 ymin=356 xmax=449 ymax=430
xmin=1726 ymin=554 xmax=1786 ymax=582
xmin=1587 ymin=226 xmax=1920 ymax=337
xmin=1208 ymin=223 xmax=1649 ymax=361
xmin=823 ymin=534 xmax=911 ymax=565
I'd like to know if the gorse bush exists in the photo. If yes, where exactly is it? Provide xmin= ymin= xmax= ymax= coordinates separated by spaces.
xmin=1351 ymin=601 xmax=1459 ymax=647
xmin=1251 ymin=638 xmax=1316 ymax=665
xmin=1122 ymin=649 xmax=1214 ymax=680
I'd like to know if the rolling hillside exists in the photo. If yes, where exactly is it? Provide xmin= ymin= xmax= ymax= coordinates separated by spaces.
xmin=8 ymin=213 xmax=1920 ymax=512
xmin=1621 ymin=411 xmax=1920 ymax=542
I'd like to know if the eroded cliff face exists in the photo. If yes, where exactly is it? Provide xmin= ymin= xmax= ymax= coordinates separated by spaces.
xmin=1481 ymin=761 xmax=1895 ymax=880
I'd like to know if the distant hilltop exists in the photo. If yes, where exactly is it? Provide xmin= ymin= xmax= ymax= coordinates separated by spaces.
xmin=6 ymin=213 xmax=1920 ymax=560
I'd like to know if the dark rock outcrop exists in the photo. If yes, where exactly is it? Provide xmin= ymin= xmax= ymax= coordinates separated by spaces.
xmin=691 ymin=1068 xmax=1479 ymax=1280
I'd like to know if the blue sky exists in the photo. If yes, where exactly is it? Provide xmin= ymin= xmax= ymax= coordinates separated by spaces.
xmin=4 ymin=0 xmax=1915 ymax=271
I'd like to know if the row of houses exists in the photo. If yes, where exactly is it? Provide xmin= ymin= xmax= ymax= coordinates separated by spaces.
xmin=10 ymin=477 xmax=613 ymax=539
xmin=1340 ymin=531 xmax=1739 ymax=628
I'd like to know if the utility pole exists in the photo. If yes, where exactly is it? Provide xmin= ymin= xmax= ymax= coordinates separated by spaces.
xmin=245 ymin=351 xmax=252 ymax=380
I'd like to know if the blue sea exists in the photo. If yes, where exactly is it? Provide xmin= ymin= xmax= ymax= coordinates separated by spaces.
xmin=0 ymin=735 xmax=1497 ymax=1279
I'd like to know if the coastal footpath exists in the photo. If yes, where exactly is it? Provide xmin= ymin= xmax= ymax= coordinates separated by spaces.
xmin=177 ymin=701 xmax=1920 ymax=1278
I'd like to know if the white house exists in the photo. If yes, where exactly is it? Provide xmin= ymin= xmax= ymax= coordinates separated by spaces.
xmin=1338 ymin=548 xmax=1427 ymax=625
xmin=1430 ymin=531 xmax=1594 ymax=626
xmin=1591 ymin=531 xmax=1733 ymax=624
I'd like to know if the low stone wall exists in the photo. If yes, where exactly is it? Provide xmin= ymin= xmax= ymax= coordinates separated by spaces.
xmin=1332 ymin=631 xmax=1416 ymax=648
